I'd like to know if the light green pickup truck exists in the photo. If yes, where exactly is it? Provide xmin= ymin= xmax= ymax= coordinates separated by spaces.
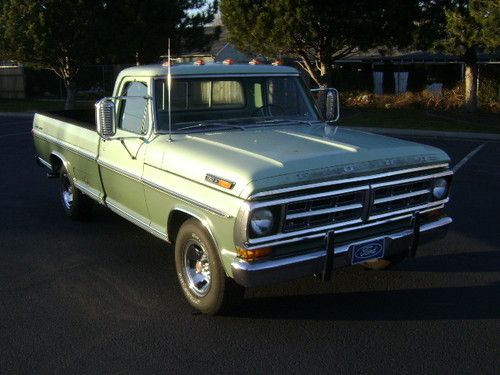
xmin=33 ymin=63 xmax=453 ymax=314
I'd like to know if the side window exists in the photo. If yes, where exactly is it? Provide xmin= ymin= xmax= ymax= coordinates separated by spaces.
xmin=119 ymin=81 xmax=149 ymax=134
xmin=267 ymin=78 xmax=308 ymax=116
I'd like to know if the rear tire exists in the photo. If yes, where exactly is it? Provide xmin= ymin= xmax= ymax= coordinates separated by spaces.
xmin=59 ymin=165 xmax=93 ymax=220
xmin=175 ymin=218 xmax=244 ymax=315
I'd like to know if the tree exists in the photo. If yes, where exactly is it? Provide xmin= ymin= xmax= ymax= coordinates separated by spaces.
xmin=0 ymin=0 xmax=218 ymax=109
xmin=0 ymin=0 xmax=106 ymax=109
xmin=418 ymin=0 xmax=499 ymax=111
xmin=102 ymin=0 xmax=219 ymax=64
xmin=220 ymin=0 xmax=420 ymax=88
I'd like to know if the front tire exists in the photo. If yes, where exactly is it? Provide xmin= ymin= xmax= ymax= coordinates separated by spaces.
xmin=59 ymin=165 xmax=93 ymax=220
xmin=175 ymin=219 xmax=244 ymax=315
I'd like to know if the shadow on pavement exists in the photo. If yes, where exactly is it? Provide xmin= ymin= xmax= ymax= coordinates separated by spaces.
xmin=391 ymin=251 xmax=500 ymax=273
xmin=231 ymin=282 xmax=500 ymax=321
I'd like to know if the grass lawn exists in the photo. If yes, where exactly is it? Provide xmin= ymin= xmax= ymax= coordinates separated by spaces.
xmin=340 ymin=108 xmax=500 ymax=134
xmin=1 ymin=98 xmax=498 ymax=134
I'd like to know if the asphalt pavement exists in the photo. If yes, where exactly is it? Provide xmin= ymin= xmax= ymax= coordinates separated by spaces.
xmin=0 ymin=115 xmax=499 ymax=374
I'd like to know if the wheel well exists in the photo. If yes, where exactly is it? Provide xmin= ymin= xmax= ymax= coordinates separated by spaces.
xmin=168 ymin=210 xmax=194 ymax=243
xmin=49 ymin=154 xmax=64 ymax=173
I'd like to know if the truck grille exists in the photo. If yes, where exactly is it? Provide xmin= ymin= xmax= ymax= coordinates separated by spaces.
xmin=275 ymin=171 xmax=449 ymax=235
xmin=283 ymin=190 xmax=364 ymax=232
xmin=245 ymin=165 xmax=452 ymax=247
xmin=370 ymin=180 xmax=433 ymax=219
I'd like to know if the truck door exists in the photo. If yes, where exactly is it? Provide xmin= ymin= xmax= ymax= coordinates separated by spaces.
xmin=98 ymin=79 xmax=151 ymax=225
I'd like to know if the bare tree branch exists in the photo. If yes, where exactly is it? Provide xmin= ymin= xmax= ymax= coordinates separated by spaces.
xmin=297 ymin=51 xmax=321 ymax=86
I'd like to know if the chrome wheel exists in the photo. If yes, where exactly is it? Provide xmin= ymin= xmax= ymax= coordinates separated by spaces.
xmin=58 ymin=165 xmax=93 ymax=220
xmin=183 ymin=239 xmax=211 ymax=297
xmin=175 ymin=218 xmax=245 ymax=314
xmin=62 ymin=173 xmax=73 ymax=209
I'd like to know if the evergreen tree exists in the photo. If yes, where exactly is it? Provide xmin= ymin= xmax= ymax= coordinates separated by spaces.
xmin=221 ymin=0 xmax=419 ymax=88
xmin=417 ymin=0 xmax=499 ymax=111
xmin=0 ymin=0 xmax=217 ymax=109
xmin=439 ymin=0 xmax=499 ymax=111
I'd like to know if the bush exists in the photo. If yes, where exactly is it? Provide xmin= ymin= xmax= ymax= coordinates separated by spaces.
xmin=342 ymin=83 xmax=499 ymax=113
xmin=478 ymin=77 xmax=499 ymax=112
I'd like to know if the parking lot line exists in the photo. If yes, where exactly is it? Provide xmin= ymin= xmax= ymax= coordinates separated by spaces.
xmin=452 ymin=143 xmax=485 ymax=173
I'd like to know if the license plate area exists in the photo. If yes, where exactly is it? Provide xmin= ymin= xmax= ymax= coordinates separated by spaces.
xmin=350 ymin=238 xmax=386 ymax=264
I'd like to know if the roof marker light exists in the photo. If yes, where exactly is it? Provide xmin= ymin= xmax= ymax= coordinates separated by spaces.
xmin=249 ymin=58 xmax=261 ymax=65
xmin=272 ymin=59 xmax=284 ymax=66
xmin=162 ymin=60 xmax=173 ymax=67
xmin=223 ymin=58 xmax=234 ymax=65
xmin=194 ymin=59 xmax=205 ymax=66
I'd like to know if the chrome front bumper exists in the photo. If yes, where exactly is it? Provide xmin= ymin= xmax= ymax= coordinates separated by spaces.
xmin=231 ymin=216 xmax=452 ymax=288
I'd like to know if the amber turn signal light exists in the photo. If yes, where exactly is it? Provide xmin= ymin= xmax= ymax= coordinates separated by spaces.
xmin=217 ymin=179 xmax=234 ymax=189
xmin=422 ymin=209 xmax=445 ymax=221
xmin=237 ymin=247 xmax=272 ymax=261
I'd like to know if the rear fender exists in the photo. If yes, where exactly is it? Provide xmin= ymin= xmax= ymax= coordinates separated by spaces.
xmin=50 ymin=151 xmax=71 ymax=175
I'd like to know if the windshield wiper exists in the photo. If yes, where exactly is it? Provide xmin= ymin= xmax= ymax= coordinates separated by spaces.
xmin=176 ymin=122 xmax=245 ymax=132
xmin=254 ymin=118 xmax=321 ymax=126
xmin=295 ymin=119 xmax=322 ymax=126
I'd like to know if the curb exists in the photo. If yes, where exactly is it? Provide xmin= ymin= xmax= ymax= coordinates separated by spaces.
xmin=0 ymin=112 xmax=35 ymax=119
xmin=350 ymin=126 xmax=500 ymax=141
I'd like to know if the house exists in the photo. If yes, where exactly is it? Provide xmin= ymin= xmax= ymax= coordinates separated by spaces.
xmin=334 ymin=50 xmax=500 ymax=95
xmin=0 ymin=61 xmax=25 ymax=99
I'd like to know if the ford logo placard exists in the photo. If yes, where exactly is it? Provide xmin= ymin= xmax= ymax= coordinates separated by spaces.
xmin=351 ymin=238 xmax=385 ymax=264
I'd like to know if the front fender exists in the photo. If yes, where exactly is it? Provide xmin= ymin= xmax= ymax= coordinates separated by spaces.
xmin=168 ymin=204 xmax=238 ymax=277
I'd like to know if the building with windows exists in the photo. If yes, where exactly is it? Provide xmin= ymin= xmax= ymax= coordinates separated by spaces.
xmin=0 ymin=61 xmax=25 ymax=99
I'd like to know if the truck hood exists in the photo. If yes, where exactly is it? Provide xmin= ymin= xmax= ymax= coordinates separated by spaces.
xmin=146 ymin=124 xmax=450 ymax=199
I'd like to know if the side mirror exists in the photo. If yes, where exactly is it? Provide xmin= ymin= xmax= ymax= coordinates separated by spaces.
xmin=311 ymin=87 xmax=340 ymax=123
xmin=95 ymin=98 xmax=116 ymax=138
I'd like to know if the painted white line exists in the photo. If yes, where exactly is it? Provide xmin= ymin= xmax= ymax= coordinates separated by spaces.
xmin=0 ymin=131 xmax=30 ymax=138
xmin=452 ymin=144 xmax=485 ymax=173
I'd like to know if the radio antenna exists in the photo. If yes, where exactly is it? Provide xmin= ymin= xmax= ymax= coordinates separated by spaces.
xmin=167 ymin=38 xmax=172 ymax=142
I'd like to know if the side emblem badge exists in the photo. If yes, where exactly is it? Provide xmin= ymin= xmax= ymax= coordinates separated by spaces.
xmin=205 ymin=174 xmax=235 ymax=190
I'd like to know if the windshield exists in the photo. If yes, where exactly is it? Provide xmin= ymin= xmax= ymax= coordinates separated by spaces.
xmin=154 ymin=76 xmax=319 ymax=132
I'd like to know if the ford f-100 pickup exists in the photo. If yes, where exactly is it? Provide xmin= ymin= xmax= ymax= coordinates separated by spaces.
xmin=33 ymin=63 xmax=453 ymax=314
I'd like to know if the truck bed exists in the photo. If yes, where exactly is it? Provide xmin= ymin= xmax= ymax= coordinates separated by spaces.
xmin=33 ymin=109 xmax=104 ymax=202
xmin=33 ymin=109 xmax=100 ymax=164
xmin=39 ymin=109 xmax=96 ymax=131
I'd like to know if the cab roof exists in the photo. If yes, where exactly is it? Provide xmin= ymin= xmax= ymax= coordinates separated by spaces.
xmin=117 ymin=63 xmax=299 ymax=80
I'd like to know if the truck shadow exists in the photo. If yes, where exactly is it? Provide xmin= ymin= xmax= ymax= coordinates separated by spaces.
xmin=231 ymin=282 xmax=500 ymax=321
xmin=390 ymin=251 xmax=500 ymax=273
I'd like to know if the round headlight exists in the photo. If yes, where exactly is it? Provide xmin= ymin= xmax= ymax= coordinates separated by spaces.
xmin=250 ymin=208 xmax=275 ymax=236
xmin=433 ymin=178 xmax=449 ymax=200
